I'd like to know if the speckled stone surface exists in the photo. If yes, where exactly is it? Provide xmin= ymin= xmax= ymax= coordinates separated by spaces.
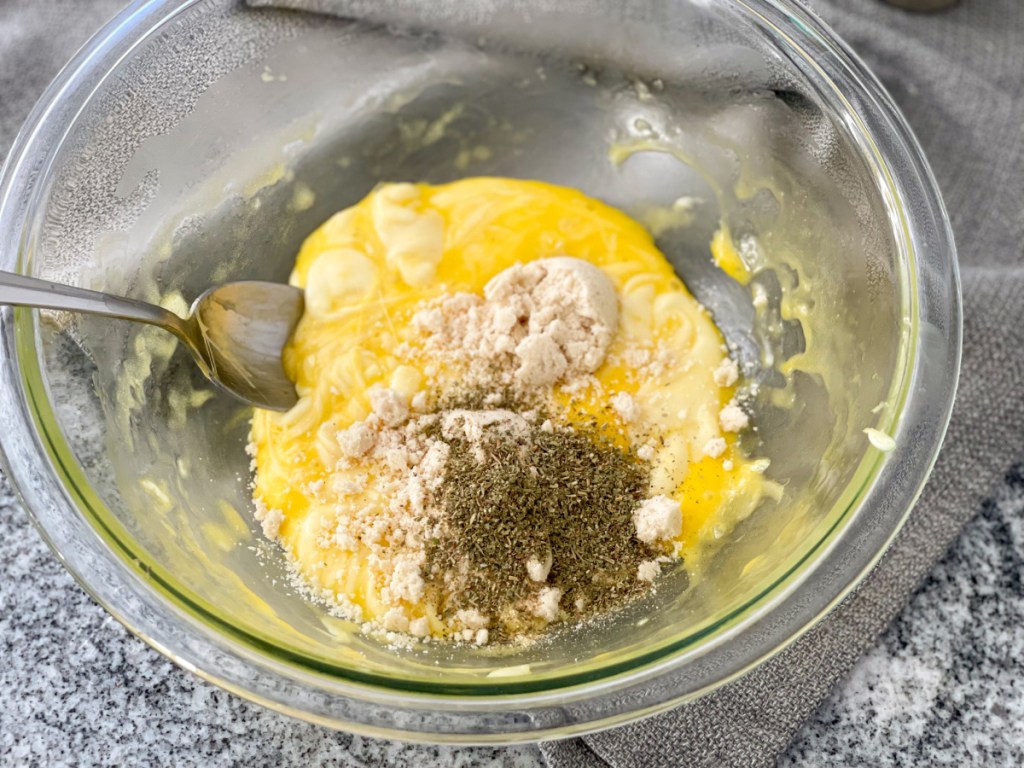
xmin=781 ymin=468 xmax=1024 ymax=766
xmin=1 ymin=1 xmax=1023 ymax=767
xmin=0 ymin=479 xmax=543 ymax=768
xmin=4 ymin=461 xmax=1023 ymax=766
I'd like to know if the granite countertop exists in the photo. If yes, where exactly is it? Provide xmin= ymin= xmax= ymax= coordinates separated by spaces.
xmin=1 ymin=1 xmax=1023 ymax=766
xmin=4 ymin=467 xmax=1023 ymax=766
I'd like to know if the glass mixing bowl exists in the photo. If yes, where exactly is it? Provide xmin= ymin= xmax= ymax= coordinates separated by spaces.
xmin=0 ymin=0 xmax=959 ymax=743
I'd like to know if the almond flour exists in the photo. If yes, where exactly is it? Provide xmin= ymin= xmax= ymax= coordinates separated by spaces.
xmin=274 ymin=257 xmax=750 ymax=645
xmin=411 ymin=257 xmax=619 ymax=391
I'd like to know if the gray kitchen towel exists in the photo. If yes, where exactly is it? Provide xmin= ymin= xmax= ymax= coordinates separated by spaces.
xmin=242 ymin=1 xmax=1024 ymax=765
xmin=546 ymin=2 xmax=1024 ymax=764
xmin=558 ymin=2 xmax=1024 ymax=762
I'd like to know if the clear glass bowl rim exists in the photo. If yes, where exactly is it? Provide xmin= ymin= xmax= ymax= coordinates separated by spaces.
xmin=0 ymin=0 xmax=961 ymax=744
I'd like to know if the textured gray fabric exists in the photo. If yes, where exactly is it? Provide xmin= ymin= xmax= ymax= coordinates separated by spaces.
xmin=545 ymin=0 xmax=1024 ymax=764
xmin=0 ymin=1 xmax=127 ymax=149
xmin=246 ymin=1 xmax=1024 ymax=765
xmin=547 ymin=1 xmax=1024 ymax=764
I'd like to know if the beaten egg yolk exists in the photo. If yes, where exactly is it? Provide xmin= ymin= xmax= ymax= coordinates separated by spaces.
xmin=251 ymin=178 xmax=769 ymax=633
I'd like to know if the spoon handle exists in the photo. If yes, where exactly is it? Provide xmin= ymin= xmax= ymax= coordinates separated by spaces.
xmin=0 ymin=270 xmax=185 ymax=332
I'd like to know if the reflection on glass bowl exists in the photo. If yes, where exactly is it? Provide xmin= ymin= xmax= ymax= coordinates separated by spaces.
xmin=0 ymin=0 xmax=958 ymax=743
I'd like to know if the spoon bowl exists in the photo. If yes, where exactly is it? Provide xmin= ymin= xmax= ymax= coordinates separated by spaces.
xmin=190 ymin=281 xmax=304 ymax=410
xmin=0 ymin=270 xmax=303 ymax=411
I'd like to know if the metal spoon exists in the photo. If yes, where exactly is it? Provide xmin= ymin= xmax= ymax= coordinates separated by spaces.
xmin=0 ymin=271 xmax=304 ymax=411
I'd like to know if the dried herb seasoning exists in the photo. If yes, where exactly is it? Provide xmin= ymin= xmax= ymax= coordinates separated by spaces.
xmin=423 ymin=413 xmax=657 ymax=639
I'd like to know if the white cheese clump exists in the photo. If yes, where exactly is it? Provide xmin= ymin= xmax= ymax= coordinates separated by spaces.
xmin=337 ymin=422 xmax=376 ymax=458
xmin=526 ymin=552 xmax=553 ymax=582
xmin=253 ymin=500 xmax=284 ymax=540
xmin=369 ymin=387 xmax=409 ymax=427
xmin=719 ymin=400 xmax=749 ymax=432
xmin=636 ymin=560 xmax=661 ymax=582
xmin=454 ymin=609 xmax=490 ymax=631
xmin=611 ymin=391 xmax=641 ymax=423
xmin=632 ymin=495 xmax=682 ymax=544
xmin=713 ymin=358 xmax=739 ymax=387
xmin=703 ymin=437 xmax=727 ymax=459
xmin=533 ymin=586 xmax=563 ymax=622
xmin=408 ymin=617 xmax=431 ymax=638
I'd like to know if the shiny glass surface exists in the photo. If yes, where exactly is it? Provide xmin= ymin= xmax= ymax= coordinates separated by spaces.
xmin=0 ymin=0 xmax=959 ymax=742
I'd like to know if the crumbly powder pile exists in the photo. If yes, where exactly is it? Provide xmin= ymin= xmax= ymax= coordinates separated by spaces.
xmin=411 ymin=257 xmax=619 ymax=389
xmin=326 ymin=402 xmax=449 ymax=619
xmin=310 ymin=389 xmax=674 ymax=644
xmin=263 ymin=257 xmax=750 ymax=645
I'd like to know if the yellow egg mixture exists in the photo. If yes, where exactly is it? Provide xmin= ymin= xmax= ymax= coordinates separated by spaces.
xmin=251 ymin=177 xmax=771 ymax=640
